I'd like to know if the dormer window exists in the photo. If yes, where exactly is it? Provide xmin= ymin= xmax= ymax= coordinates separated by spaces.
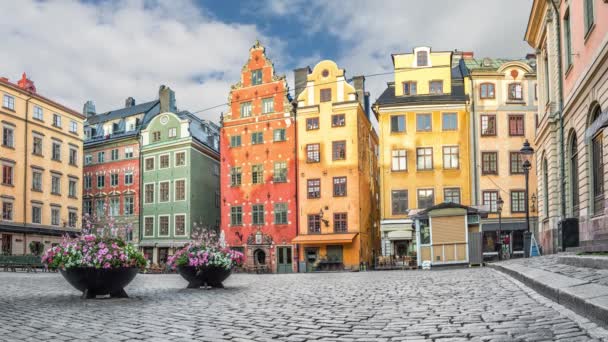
xmin=403 ymin=81 xmax=417 ymax=96
xmin=251 ymin=69 xmax=262 ymax=86
xmin=417 ymin=51 xmax=428 ymax=67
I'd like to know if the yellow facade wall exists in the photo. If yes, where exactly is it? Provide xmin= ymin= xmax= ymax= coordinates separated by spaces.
xmin=393 ymin=51 xmax=452 ymax=96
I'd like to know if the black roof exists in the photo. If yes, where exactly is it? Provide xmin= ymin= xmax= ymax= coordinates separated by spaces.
xmin=86 ymin=100 xmax=160 ymax=125
xmin=412 ymin=202 xmax=486 ymax=219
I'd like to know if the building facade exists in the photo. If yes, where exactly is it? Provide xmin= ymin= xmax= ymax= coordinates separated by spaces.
xmin=83 ymin=96 xmax=161 ymax=244
xmin=219 ymin=41 xmax=297 ymax=273
xmin=1 ymin=73 xmax=84 ymax=255
xmin=466 ymin=57 xmax=539 ymax=256
xmin=373 ymin=47 xmax=471 ymax=259
xmin=293 ymin=60 xmax=380 ymax=271
xmin=139 ymin=86 xmax=220 ymax=264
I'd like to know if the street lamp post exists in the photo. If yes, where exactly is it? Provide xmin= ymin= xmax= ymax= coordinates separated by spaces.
xmin=497 ymin=196 xmax=504 ymax=260
xmin=521 ymin=140 xmax=535 ymax=257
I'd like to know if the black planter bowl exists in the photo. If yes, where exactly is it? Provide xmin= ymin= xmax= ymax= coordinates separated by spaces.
xmin=60 ymin=267 xmax=139 ymax=299
xmin=177 ymin=265 xmax=231 ymax=288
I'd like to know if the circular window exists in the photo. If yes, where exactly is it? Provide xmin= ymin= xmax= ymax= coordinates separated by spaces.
xmin=160 ymin=115 xmax=169 ymax=125
xmin=322 ymin=69 xmax=329 ymax=77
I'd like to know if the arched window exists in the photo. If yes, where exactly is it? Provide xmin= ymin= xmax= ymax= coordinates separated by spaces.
xmin=543 ymin=157 xmax=549 ymax=217
xmin=590 ymin=105 xmax=604 ymax=215
xmin=570 ymin=133 xmax=579 ymax=217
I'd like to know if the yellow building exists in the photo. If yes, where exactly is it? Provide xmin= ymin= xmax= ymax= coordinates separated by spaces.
xmin=292 ymin=60 xmax=380 ymax=271
xmin=0 ymin=73 xmax=84 ymax=255
xmin=373 ymin=47 xmax=472 ymax=260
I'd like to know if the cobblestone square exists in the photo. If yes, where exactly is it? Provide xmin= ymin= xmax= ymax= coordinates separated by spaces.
xmin=1 ymin=268 xmax=607 ymax=341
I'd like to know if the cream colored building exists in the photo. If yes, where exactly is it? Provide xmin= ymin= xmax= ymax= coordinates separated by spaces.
xmin=0 ymin=73 xmax=84 ymax=255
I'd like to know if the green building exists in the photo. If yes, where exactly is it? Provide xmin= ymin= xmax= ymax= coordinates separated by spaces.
xmin=139 ymin=86 xmax=220 ymax=264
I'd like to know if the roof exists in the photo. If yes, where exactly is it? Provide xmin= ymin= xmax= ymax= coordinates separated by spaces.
xmin=464 ymin=57 xmax=536 ymax=72
xmin=412 ymin=202 xmax=486 ymax=219
xmin=292 ymin=233 xmax=358 ymax=245
xmin=86 ymin=100 xmax=160 ymax=125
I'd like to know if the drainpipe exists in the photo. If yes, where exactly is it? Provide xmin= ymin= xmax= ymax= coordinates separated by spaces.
xmin=467 ymin=76 xmax=479 ymax=206
xmin=292 ymin=100 xmax=299 ymax=272
xmin=23 ymin=96 xmax=31 ymax=254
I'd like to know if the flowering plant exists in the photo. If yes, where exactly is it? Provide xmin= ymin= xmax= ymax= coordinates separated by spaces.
xmin=41 ymin=209 xmax=145 ymax=270
xmin=167 ymin=226 xmax=244 ymax=270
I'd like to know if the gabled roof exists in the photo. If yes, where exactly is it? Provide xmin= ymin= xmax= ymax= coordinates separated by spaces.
xmin=86 ymin=100 xmax=160 ymax=125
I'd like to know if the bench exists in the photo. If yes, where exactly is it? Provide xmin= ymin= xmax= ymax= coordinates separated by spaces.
xmin=0 ymin=255 xmax=44 ymax=272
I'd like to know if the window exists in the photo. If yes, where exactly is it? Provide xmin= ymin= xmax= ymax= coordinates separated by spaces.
xmin=32 ymin=170 xmax=42 ymax=191
xmin=27 ymin=205 xmax=40 ymax=225
xmin=481 ymin=152 xmax=498 ymax=175
xmin=52 ymin=142 xmax=61 ymax=161
xmin=402 ymin=81 xmax=417 ymax=95
xmin=2 ymin=126 xmax=14 ymax=147
xmin=84 ymin=175 xmax=91 ymax=190
xmin=444 ymin=188 xmax=461 ymax=204
xmin=145 ymin=157 xmax=154 ymax=171
xmin=416 ymin=147 xmax=433 ymax=170
xmin=33 ymin=106 xmax=43 ymax=120
xmin=230 ymin=206 xmax=242 ymax=226
xmin=570 ymin=134 xmax=579 ymax=217
xmin=175 ymin=215 xmax=185 ymax=235
xmin=262 ymin=97 xmax=274 ymax=114
xmin=332 ymin=114 xmax=345 ymax=127
xmin=508 ymin=115 xmax=525 ymax=136
xmin=168 ymin=127 xmax=177 ymax=138
xmin=584 ymin=0 xmax=594 ymax=35
xmin=213 ymin=164 xmax=219 ymax=176
xmin=251 ymin=132 xmax=263 ymax=145
xmin=442 ymin=113 xmax=457 ymax=131
xmin=124 ymin=147 xmax=134 ymax=159
xmin=508 ymin=83 xmax=523 ymax=101
xmin=70 ymin=121 xmax=78 ymax=134
xmin=416 ymin=114 xmax=432 ymax=132
xmin=392 ymin=149 xmax=407 ymax=171
xmin=152 ymin=131 xmax=161 ymax=142
xmin=97 ymin=174 xmax=105 ymax=188
xmin=273 ymin=129 xmax=286 ymax=142
xmin=417 ymin=51 xmax=428 ymax=66
xmin=332 ymin=141 xmax=346 ymax=160
xmin=33 ymin=136 xmax=43 ymax=155
xmin=175 ymin=179 xmax=186 ymax=201
xmin=230 ymin=167 xmax=242 ymax=186
xmin=543 ymin=157 xmax=549 ymax=215
xmin=84 ymin=154 xmax=92 ymax=165
xmin=97 ymin=151 xmax=105 ymax=163
xmin=417 ymin=189 xmax=434 ymax=209
xmin=230 ymin=135 xmax=241 ymax=147
xmin=69 ymin=148 xmax=78 ymax=166
xmin=480 ymin=83 xmax=495 ymax=99
xmin=109 ymin=197 xmax=120 ymax=217
xmin=442 ymin=146 xmax=459 ymax=169
xmin=124 ymin=196 xmax=134 ymax=216
xmin=2 ymin=201 xmax=13 ymax=221
xmin=511 ymin=191 xmax=526 ymax=213
xmin=51 ymin=175 xmax=61 ymax=194
xmin=175 ymin=151 xmax=185 ymax=166
xmin=68 ymin=180 xmax=77 ymax=197
xmin=2 ymin=165 xmax=13 ymax=185
xmin=320 ymin=88 xmax=331 ymax=102
xmin=306 ymin=144 xmax=320 ymax=163
xmin=144 ymin=217 xmax=154 ymax=237
xmin=252 ymin=204 xmax=265 ymax=225
xmin=68 ymin=211 xmax=78 ymax=228
xmin=544 ymin=53 xmax=551 ymax=103
xmin=334 ymin=213 xmax=347 ymax=233
xmin=592 ymin=113 xmax=604 ymax=215
xmin=3 ymin=95 xmax=14 ymax=110
xmin=274 ymin=203 xmax=288 ymax=224
xmin=481 ymin=115 xmax=496 ymax=136
xmin=124 ymin=172 xmax=133 ymax=185
xmin=52 ymin=114 xmax=62 ymax=128
xmin=510 ymin=152 xmax=524 ymax=174
xmin=110 ymin=173 xmax=119 ymax=187
xmin=159 ymin=216 xmax=169 ymax=236
xmin=391 ymin=190 xmax=408 ymax=215
xmin=159 ymin=182 xmax=169 ymax=202
xmin=252 ymin=164 xmax=264 ymax=184
xmin=273 ymin=162 xmax=287 ymax=183
xmin=160 ymin=155 xmax=169 ymax=168
xmin=144 ymin=184 xmax=154 ymax=203
xmin=391 ymin=115 xmax=405 ymax=133
xmin=429 ymin=81 xmax=443 ymax=94
xmin=95 ymin=199 xmax=104 ymax=217
xmin=251 ymin=69 xmax=262 ymax=85
xmin=483 ymin=191 xmax=499 ymax=213
xmin=307 ymin=179 xmax=321 ymax=199
xmin=84 ymin=200 xmax=92 ymax=216
xmin=306 ymin=117 xmax=319 ymax=130
xmin=333 ymin=177 xmax=347 ymax=197
xmin=240 ymin=102 xmax=252 ymax=118
xmin=308 ymin=214 xmax=321 ymax=233
xmin=564 ymin=9 xmax=572 ymax=68
xmin=51 ymin=208 xmax=60 ymax=226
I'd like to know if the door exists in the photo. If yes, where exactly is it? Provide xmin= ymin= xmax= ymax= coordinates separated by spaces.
xmin=305 ymin=248 xmax=318 ymax=272
xmin=276 ymin=247 xmax=292 ymax=274
xmin=1 ymin=235 xmax=12 ymax=255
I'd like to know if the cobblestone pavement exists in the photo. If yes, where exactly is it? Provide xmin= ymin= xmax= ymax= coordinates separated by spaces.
xmin=501 ymin=254 xmax=608 ymax=286
xmin=1 ymin=268 xmax=607 ymax=342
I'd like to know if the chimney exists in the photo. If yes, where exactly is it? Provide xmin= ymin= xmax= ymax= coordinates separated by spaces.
xmin=17 ymin=73 xmax=36 ymax=93
xmin=352 ymin=75 xmax=366 ymax=109
xmin=293 ymin=67 xmax=311 ymax=101
xmin=125 ymin=97 xmax=136 ymax=108
xmin=462 ymin=51 xmax=474 ymax=59
xmin=83 ymin=100 xmax=96 ymax=117
xmin=159 ymin=85 xmax=176 ymax=113
xmin=526 ymin=53 xmax=536 ymax=60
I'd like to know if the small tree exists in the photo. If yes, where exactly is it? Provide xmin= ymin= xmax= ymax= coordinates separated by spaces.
xmin=29 ymin=241 xmax=44 ymax=256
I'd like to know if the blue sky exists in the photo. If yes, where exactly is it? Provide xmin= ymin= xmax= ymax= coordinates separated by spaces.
xmin=1 ymin=0 xmax=533 ymax=123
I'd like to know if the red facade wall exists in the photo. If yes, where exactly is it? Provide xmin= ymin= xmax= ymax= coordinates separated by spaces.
xmin=220 ymin=43 xmax=298 ymax=272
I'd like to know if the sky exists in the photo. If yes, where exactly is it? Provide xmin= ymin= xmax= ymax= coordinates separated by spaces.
xmin=1 ymin=0 xmax=533 ymax=123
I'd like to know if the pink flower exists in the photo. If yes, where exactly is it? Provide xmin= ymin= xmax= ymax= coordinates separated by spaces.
xmin=103 ymin=262 xmax=111 ymax=269
xmin=105 ymin=254 xmax=112 ymax=260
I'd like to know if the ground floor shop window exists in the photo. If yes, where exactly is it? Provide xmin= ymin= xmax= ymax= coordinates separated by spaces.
xmin=158 ymin=248 xmax=169 ymax=264
xmin=512 ymin=231 xmax=524 ymax=251
xmin=483 ymin=232 xmax=497 ymax=253
xmin=143 ymin=247 xmax=153 ymax=263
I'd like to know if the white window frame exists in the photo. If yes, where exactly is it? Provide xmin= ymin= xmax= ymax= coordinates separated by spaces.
xmin=31 ymin=205 xmax=42 ymax=224
xmin=143 ymin=182 xmax=155 ymax=204
xmin=69 ymin=120 xmax=78 ymax=134
xmin=157 ymin=215 xmax=170 ymax=237
xmin=173 ymin=213 xmax=187 ymax=237
xmin=124 ymin=172 xmax=133 ymax=185
xmin=143 ymin=216 xmax=155 ymax=237
xmin=3 ymin=94 xmax=15 ymax=110
xmin=124 ymin=147 xmax=134 ymax=159
xmin=168 ymin=127 xmax=177 ymax=138
xmin=174 ymin=178 xmax=187 ymax=201
xmin=174 ymin=150 xmax=187 ymax=167
xmin=158 ymin=181 xmax=170 ymax=203
xmin=159 ymin=153 xmax=170 ymax=169
xmin=50 ymin=207 xmax=60 ymax=226
xmin=144 ymin=157 xmax=155 ymax=171
xmin=33 ymin=105 xmax=43 ymax=120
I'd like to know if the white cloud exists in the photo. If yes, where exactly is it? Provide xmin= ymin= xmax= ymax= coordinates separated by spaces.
xmin=0 ymin=0 xmax=284 ymax=122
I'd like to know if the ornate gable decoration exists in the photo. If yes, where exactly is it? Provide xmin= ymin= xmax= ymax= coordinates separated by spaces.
xmin=246 ymin=230 xmax=274 ymax=245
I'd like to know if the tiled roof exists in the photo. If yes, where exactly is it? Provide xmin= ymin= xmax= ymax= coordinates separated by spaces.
xmin=86 ymin=100 xmax=160 ymax=125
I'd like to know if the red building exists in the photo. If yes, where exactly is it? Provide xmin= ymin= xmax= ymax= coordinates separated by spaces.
xmin=220 ymin=41 xmax=297 ymax=273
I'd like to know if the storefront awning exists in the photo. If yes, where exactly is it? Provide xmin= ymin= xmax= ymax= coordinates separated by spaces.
xmin=387 ymin=230 xmax=412 ymax=240
xmin=292 ymin=233 xmax=358 ymax=245
xmin=139 ymin=240 xmax=189 ymax=248
xmin=381 ymin=221 xmax=413 ymax=232
xmin=482 ymin=222 xmax=528 ymax=232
